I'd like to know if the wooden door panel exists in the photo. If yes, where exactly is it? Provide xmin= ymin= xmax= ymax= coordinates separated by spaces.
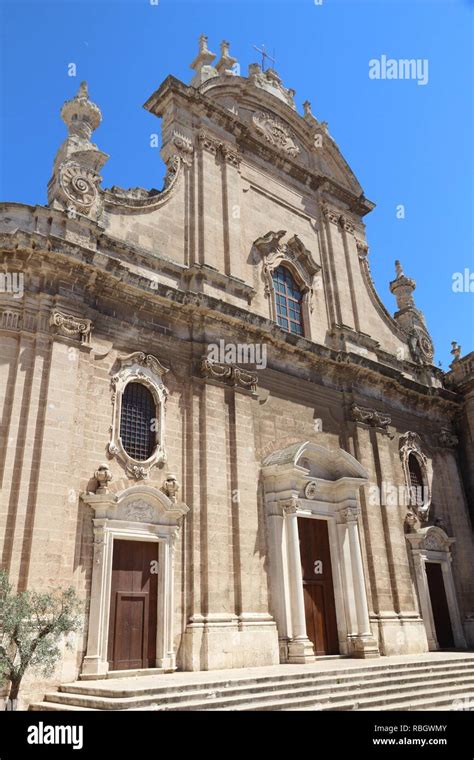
xmin=113 ymin=592 xmax=148 ymax=670
xmin=108 ymin=540 xmax=158 ymax=670
xmin=426 ymin=562 xmax=454 ymax=648
xmin=298 ymin=518 xmax=339 ymax=655
xmin=304 ymin=583 xmax=326 ymax=655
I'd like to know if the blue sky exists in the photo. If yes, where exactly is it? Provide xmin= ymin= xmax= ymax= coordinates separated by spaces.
xmin=1 ymin=0 xmax=472 ymax=368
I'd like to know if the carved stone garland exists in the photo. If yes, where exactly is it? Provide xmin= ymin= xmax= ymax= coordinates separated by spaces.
xmin=108 ymin=352 xmax=169 ymax=479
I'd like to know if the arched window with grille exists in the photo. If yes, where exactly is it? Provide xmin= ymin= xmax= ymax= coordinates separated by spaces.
xmin=272 ymin=265 xmax=304 ymax=336
xmin=119 ymin=382 xmax=156 ymax=461
xmin=408 ymin=453 xmax=425 ymax=507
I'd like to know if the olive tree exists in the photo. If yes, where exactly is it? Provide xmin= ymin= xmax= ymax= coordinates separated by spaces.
xmin=0 ymin=570 xmax=82 ymax=709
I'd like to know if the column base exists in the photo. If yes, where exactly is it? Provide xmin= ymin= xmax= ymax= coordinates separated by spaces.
xmin=181 ymin=615 xmax=279 ymax=670
xmin=348 ymin=634 xmax=380 ymax=659
xmin=81 ymin=655 xmax=109 ymax=677
xmin=288 ymin=637 xmax=316 ymax=663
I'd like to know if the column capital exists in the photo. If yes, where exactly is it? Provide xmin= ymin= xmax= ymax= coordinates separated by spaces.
xmin=280 ymin=497 xmax=299 ymax=515
xmin=338 ymin=506 xmax=360 ymax=523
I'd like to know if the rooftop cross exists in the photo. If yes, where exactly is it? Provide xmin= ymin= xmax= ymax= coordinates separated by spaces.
xmin=253 ymin=43 xmax=275 ymax=72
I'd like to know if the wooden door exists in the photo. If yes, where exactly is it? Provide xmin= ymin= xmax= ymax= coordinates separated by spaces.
xmin=425 ymin=561 xmax=454 ymax=648
xmin=298 ymin=518 xmax=339 ymax=655
xmin=107 ymin=540 xmax=158 ymax=670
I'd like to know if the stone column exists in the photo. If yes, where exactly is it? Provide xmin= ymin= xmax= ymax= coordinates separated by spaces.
xmin=183 ymin=381 xmax=238 ymax=670
xmin=164 ymin=534 xmax=177 ymax=669
xmin=411 ymin=550 xmax=438 ymax=650
xmin=336 ymin=519 xmax=358 ymax=636
xmin=353 ymin=424 xmax=395 ymax=616
xmin=82 ymin=518 xmax=111 ymax=677
xmin=442 ymin=557 xmax=467 ymax=649
xmin=340 ymin=506 xmax=379 ymax=658
xmin=340 ymin=218 xmax=361 ymax=333
xmin=266 ymin=508 xmax=292 ymax=661
xmin=285 ymin=504 xmax=315 ymax=663
xmin=320 ymin=205 xmax=342 ymax=325
xmin=197 ymin=133 xmax=225 ymax=272
xmin=221 ymin=147 xmax=242 ymax=281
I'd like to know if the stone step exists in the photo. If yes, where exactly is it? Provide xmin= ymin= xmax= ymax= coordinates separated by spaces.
xmin=29 ymin=701 xmax=97 ymax=711
xmin=211 ymin=683 xmax=474 ymax=712
xmin=49 ymin=665 xmax=474 ymax=709
xmin=30 ymin=655 xmax=474 ymax=712
xmin=57 ymin=657 xmax=474 ymax=700
xmin=154 ymin=675 xmax=474 ymax=712
xmin=34 ymin=668 xmax=474 ymax=712
xmin=80 ymin=667 xmax=167 ymax=681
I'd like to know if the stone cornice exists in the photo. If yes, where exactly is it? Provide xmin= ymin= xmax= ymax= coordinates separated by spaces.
xmin=0 ymin=229 xmax=461 ymax=415
xmin=0 ymin=213 xmax=255 ymax=303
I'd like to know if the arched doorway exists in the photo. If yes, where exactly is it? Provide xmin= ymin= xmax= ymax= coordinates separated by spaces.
xmin=262 ymin=441 xmax=379 ymax=663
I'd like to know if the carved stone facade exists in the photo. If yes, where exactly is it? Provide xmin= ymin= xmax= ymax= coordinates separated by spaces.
xmin=0 ymin=36 xmax=473 ymax=705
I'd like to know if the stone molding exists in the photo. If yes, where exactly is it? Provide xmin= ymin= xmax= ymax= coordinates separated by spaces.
xmin=262 ymin=441 xmax=378 ymax=661
xmin=81 ymin=484 xmax=188 ymax=677
xmin=0 ymin=228 xmax=458 ymax=418
xmin=197 ymin=131 xmax=241 ymax=168
xmin=405 ymin=526 xmax=467 ymax=650
xmin=108 ymin=351 xmax=169 ymax=479
xmin=399 ymin=431 xmax=431 ymax=522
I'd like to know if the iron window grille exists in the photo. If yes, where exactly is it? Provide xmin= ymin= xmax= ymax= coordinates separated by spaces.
xmin=119 ymin=382 xmax=156 ymax=461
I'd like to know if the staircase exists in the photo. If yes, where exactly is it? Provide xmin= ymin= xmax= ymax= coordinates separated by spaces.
xmin=29 ymin=654 xmax=474 ymax=711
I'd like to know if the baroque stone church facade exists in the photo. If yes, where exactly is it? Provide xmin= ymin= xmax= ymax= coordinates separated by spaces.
xmin=1 ymin=36 xmax=473 ymax=701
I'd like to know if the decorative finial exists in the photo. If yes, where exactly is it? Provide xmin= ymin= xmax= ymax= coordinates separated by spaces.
xmin=77 ymin=81 xmax=88 ymax=98
xmin=94 ymin=463 xmax=113 ymax=494
xmin=216 ymin=39 xmax=238 ymax=75
xmin=161 ymin=473 xmax=180 ymax=503
xmin=190 ymin=33 xmax=217 ymax=86
xmin=61 ymin=81 xmax=102 ymax=139
xmin=390 ymin=260 xmax=434 ymax=365
xmin=48 ymin=80 xmax=109 ymax=218
xmin=390 ymin=261 xmax=415 ymax=309
xmin=451 ymin=341 xmax=462 ymax=362
xmin=303 ymin=101 xmax=312 ymax=116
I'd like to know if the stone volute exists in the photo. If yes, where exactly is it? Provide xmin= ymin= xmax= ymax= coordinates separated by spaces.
xmin=47 ymin=81 xmax=109 ymax=219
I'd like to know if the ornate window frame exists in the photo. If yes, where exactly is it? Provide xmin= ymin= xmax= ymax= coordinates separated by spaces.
xmin=108 ymin=352 xmax=169 ymax=479
xmin=253 ymin=231 xmax=321 ymax=341
xmin=399 ymin=431 xmax=432 ymax=522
